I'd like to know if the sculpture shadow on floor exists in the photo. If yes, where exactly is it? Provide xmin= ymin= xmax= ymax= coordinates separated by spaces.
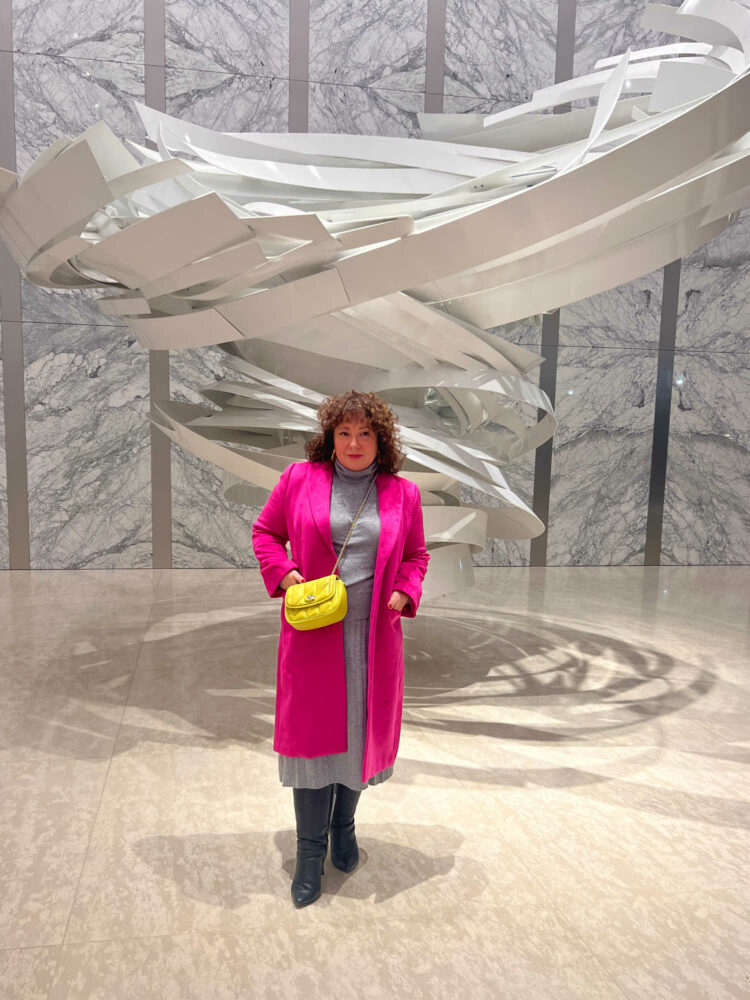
xmin=3 ymin=600 xmax=716 ymax=766
xmin=402 ymin=604 xmax=716 ymax=743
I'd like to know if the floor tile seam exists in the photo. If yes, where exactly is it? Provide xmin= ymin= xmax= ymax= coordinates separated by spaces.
xmin=58 ymin=894 xmax=641 ymax=954
xmin=0 ymin=942 xmax=60 ymax=955
xmin=5 ymin=590 xmax=160 ymax=767
xmin=45 ymin=751 xmax=116 ymax=991
xmin=403 ymin=762 xmax=750 ymax=814
xmin=55 ymin=880 xmax=747 ymax=955
xmin=49 ymin=907 xmax=451 ymax=954
xmin=0 ymin=752 xmax=115 ymax=769
xmin=49 ymin=585 xmax=160 ymax=986
xmin=106 ymin=744 xmax=278 ymax=767
xmin=59 ymin=927 xmax=195 ymax=952
xmin=111 ymin=585 xmax=171 ymax=751
xmin=429 ymin=772 xmax=637 ymax=1000
xmin=104 ymin=747 xmax=282 ymax=772
xmin=420 ymin=794 xmax=747 ymax=895
xmin=405 ymin=755 xmax=750 ymax=790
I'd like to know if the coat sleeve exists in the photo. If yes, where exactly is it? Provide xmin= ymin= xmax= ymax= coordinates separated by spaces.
xmin=251 ymin=464 xmax=300 ymax=599
xmin=393 ymin=481 xmax=430 ymax=618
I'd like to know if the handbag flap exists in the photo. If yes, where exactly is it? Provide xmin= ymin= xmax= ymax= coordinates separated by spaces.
xmin=285 ymin=575 xmax=339 ymax=610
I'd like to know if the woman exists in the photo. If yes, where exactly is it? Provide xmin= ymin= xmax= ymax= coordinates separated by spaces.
xmin=251 ymin=390 xmax=430 ymax=908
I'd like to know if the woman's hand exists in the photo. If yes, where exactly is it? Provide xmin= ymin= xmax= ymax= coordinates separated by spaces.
xmin=280 ymin=569 xmax=305 ymax=590
xmin=387 ymin=590 xmax=410 ymax=612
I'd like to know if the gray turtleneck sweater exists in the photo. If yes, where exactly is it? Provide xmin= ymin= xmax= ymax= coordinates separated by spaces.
xmin=330 ymin=457 xmax=381 ymax=620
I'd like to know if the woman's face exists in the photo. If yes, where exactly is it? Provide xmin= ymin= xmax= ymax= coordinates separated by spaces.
xmin=332 ymin=416 xmax=378 ymax=471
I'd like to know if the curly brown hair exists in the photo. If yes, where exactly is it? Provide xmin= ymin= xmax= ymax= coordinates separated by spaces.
xmin=304 ymin=390 xmax=406 ymax=474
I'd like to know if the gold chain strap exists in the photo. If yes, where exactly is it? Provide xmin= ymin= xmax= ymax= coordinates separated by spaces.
xmin=331 ymin=474 xmax=377 ymax=576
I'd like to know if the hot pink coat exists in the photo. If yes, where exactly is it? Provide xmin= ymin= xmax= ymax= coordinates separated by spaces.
xmin=251 ymin=459 xmax=430 ymax=782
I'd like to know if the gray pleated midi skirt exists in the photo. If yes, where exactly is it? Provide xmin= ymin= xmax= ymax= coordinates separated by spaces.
xmin=277 ymin=611 xmax=395 ymax=791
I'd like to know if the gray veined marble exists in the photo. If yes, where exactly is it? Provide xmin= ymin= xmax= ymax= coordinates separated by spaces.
xmin=14 ymin=53 xmax=145 ymax=176
xmin=12 ymin=0 xmax=144 ymax=65
xmin=166 ymin=68 xmax=289 ymax=133
xmin=676 ymin=210 xmax=750 ymax=353
xmin=21 ymin=281 xmax=128 ymax=330
xmin=663 ymin=352 xmax=750 ymax=565
xmin=442 ymin=94 xmax=516 ymax=117
xmin=165 ymin=0 xmax=288 ymax=80
xmin=559 ymin=271 xmax=664 ymax=350
xmin=170 ymin=349 xmax=259 ymax=569
xmin=487 ymin=319 xmax=543 ymax=349
xmin=309 ymin=0 xmax=427 ymax=93
xmin=547 ymin=347 xmax=658 ymax=566
xmin=574 ymin=0 xmax=674 ymax=77
xmin=22 ymin=323 xmax=151 ymax=569
xmin=444 ymin=0 xmax=557 ymax=102
xmin=308 ymin=82 xmax=423 ymax=137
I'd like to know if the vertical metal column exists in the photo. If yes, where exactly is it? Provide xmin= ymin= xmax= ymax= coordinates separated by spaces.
xmin=645 ymin=259 xmax=681 ymax=565
xmin=425 ymin=0 xmax=447 ymax=114
xmin=0 ymin=0 xmax=30 ymax=568
xmin=289 ymin=0 xmax=310 ymax=132
xmin=529 ymin=0 xmax=577 ymax=566
xmin=144 ymin=0 xmax=172 ymax=568
xmin=529 ymin=312 xmax=561 ymax=566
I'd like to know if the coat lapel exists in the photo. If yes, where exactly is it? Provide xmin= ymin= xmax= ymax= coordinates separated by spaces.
xmin=308 ymin=461 xmax=336 ymax=560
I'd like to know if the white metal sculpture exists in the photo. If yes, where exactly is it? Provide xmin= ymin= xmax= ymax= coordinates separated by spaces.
xmin=2 ymin=0 xmax=750 ymax=596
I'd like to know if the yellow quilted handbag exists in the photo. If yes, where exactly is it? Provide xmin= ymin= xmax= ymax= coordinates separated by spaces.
xmin=284 ymin=473 xmax=376 ymax=631
xmin=283 ymin=574 xmax=348 ymax=631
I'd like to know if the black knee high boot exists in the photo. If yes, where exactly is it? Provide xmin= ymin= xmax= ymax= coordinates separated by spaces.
xmin=291 ymin=784 xmax=335 ymax=908
xmin=330 ymin=783 xmax=362 ymax=873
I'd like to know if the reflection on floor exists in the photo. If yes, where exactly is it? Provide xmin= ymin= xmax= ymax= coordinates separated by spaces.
xmin=0 ymin=566 xmax=748 ymax=999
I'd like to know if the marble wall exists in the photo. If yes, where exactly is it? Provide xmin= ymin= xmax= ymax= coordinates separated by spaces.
xmin=0 ymin=0 xmax=748 ymax=570
xmin=308 ymin=0 xmax=427 ymax=136
xmin=164 ymin=10 xmax=289 ymax=568
xmin=573 ymin=0 xmax=673 ymax=78
xmin=546 ymin=0 xmax=700 ymax=568
xmin=663 ymin=214 xmax=750 ymax=564
xmin=444 ymin=0 xmax=557 ymax=114
xmin=550 ymin=272 xmax=664 ymax=566
xmin=9 ymin=4 xmax=150 ymax=568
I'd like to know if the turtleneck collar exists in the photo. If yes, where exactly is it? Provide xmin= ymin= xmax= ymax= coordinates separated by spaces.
xmin=333 ymin=456 xmax=378 ymax=482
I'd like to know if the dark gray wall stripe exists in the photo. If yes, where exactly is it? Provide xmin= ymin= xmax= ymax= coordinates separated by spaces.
xmin=555 ymin=0 xmax=577 ymax=86
xmin=144 ymin=0 xmax=166 ymax=74
xmin=645 ymin=258 xmax=681 ymax=565
xmin=425 ymin=0 xmax=447 ymax=114
xmin=0 ymin=1 xmax=9 ymax=46
xmin=144 ymin=0 xmax=172 ymax=569
xmin=529 ymin=0 xmax=576 ymax=566
xmin=148 ymin=348 xmax=172 ymax=568
xmin=529 ymin=311 xmax=560 ymax=567
xmin=0 ymin=0 xmax=31 ymax=569
xmin=289 ymin=0 xmax=309 ymax=132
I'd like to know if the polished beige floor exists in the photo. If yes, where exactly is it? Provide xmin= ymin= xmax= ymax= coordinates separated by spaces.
xmin=0 ymin=566 xmax=748 ymax=999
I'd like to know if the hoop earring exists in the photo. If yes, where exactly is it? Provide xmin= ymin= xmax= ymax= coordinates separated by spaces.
xmin=330 ymin=448 xmax=335 ymax=461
